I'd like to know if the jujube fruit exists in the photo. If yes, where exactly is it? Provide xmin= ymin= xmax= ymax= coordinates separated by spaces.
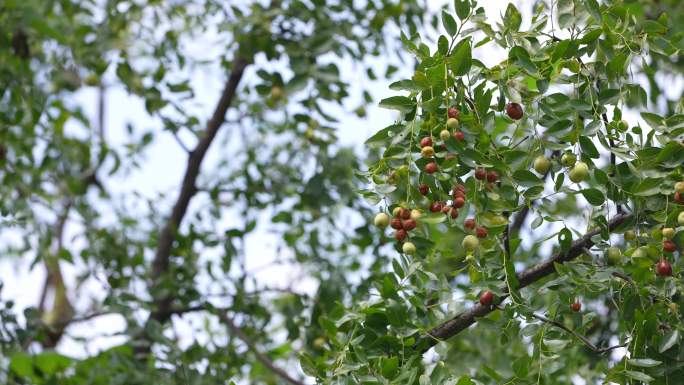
xmin=479 ymin=290 xmax=494 ymax=306
xmin=402 ymin=241 xmax=416 ymax=255
xmin=374 ymin=213 xmax=390 ymax=228
xmin=425 ymin=162 xmax=438 ymax=174
xmin=533 ymin=156 xmax=551 ymax=174
xmin=505 ymin=102 xmax=523 ymax=120
xmin=569 ymin=161 xmax=589 ymax=183
xmin=656 ymin=259 xmax=673 ymax=277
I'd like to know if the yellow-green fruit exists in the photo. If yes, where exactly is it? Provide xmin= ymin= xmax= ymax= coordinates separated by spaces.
xmin=270 ymin=85 xmax=284 ymax=99
xmin=402 ymin=241 xmax=417 ymax=255
xmin=533 ymin=156 xmax=551 ymax=174
xmin=374 ymin=213 xmax=390 ymax=228
xmin=675 ymin=181 xmax=684 ymax=193
xmin=313 ymin=337 xmax=326 ymax=349
xmin=410 ymin=209 xmax=422 ymax=220
xmin=421 ymin=146 xmax=435 ymax=158
xmin=632 ymin=247 xmax=648 ymax=259
xmin=679 ymin=211 xmax=684 ymax=226
xmin=606 ymin=247 xmax=622 ymax=264
xmin=392 ymin=207 xmax=403 ymax=217
xmin=569 ymin=161 xmax=589 ymax=183
xmin=462 ymin=235 xmax=479 ymax=251
xmin=84 ymin=73 xmax=99 ymax=86
xmin=447 ymin=118 xmax=459 ymax=129
xmin=617 ymin=120 xmax=629 ymax=132
xmin=662 ymin=227 xmax=675 ymax=240
xmin=560 ymin=153 xmax=577 ymax=167
xmin=624 ymin=230 xmax=636 ymax=241
xmin=440 ymin=129 xmax=451 ymax=141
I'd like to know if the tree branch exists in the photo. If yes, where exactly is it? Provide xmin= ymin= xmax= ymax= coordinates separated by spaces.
xmin=148 ymin=56 xmax=248 ymax=324
xmin=527 ymin=311 xmax=627 ymax=354
xmin=414 ymin=212 xmax=631 ymax=353
xmin=216 ymin=311 xmax=307 ymax=385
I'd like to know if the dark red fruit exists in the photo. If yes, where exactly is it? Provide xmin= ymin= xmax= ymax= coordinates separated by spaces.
xmin=675 ymin=191 xmax=683 ymax=203
xmin=476 ymin=226 xmax=488 ymax=238
xmin=663 ymin=239 xmax=677 ymax=253
xmin=400 ymin=208 xmax=411 ymax=220
xmin=441 ymin=205 xmax=450 ymax=214
xmin=418 ymin=183 xmax=429 ymax=195
xmin=570 ymin=302 xmax=581 ymax=312
xmin=425 ymin=162 xmax=438 ymax=174
xmin=656 ymin=259 xmax=673 ymax=277
xmin=453 ymin=190 xmax=465 ymax=200
xmin=402 ymin=219 xmax=416 ymax=231
xmin=506 ymin=102 xmax=524 ymax=120
xmin=390 ymin=218 xmax=403 ymax=230
xmin=453 ymin=197 xmax=465 ymax=208
xmin=430 ymin=201 xmax=443 ymax=213
xmin=450 ymin=208 xmax=459 ymax=219
xmin=464 ymin=218 xmax=476 ymax=230
xmin=475 ymin=167 xmax=486 ymax=180
xmin=453 ymin=131 xmax=465 ymax=141
xmin=448 ymin=107 xmax=460 ymax=120
xmin=395 ymin=229 xmax=407 ymax=242
xmin=479 ymin=290 xmax=494 ymax=306
xmin=453 ymin=184 xmax=466 ymax=193
xmin=437 ymin=144 xmax=446 ymax=152
xmin=486 ymin=171 xmax=499 ymax=183
xmin=420 ymin=137 xmax=433 ymax=148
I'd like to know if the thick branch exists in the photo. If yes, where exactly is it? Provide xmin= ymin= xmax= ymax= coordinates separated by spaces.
xmin=217 ymin=311 xmax=307 ymax=385
xmin=149 ymin=57 xmax=248 ymax=323
xmin=415 ymin=213 xmax=631 ymax=352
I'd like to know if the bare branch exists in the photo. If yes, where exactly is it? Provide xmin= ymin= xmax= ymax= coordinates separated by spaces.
xmin=148 ymin=56 xmax=248 ymax=324
xmin=527 ymin=311 xmax=627 ymax=354
xmin=216 ymin=311 xmax=307 ymax=385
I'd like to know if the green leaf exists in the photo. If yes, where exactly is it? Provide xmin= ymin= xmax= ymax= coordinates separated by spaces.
xmin=382 ymin=356 xmax=399 ymax=378
xmin=579 ymin=136 xmax=599 ymax=158
xmin=581 ymin=189 xmax=605 ymax=206
xmin=628 ymin=358 xmax=661 ymax=368
xmin=450 ymin=39 xmax=472 ymax=76
xmin=513 ymin=170 xmax=543 ymax=187
xmin=454 ymin=0 xmax=470 ymax=20
xmin=624 ymin=370 xmax=654 ymax=383
xmin=9 ymin=353 xmax=34 ymax=378
xmin=658 ymin=330 xmax=679 ymax=353
xmin=558 ymin=228 xmax=572 ymax=251
xmin=442 ymin=11 xmax=458 ymax=36
xmin=504 ymin=4 xmax=522 ymax=31
xmin=379 ymin=96 xmax=415 ymax=112
xmin=585 ymin=0 xmax=601 ymax=21
xmin=419 ymin=213 xmax=447 ymax=224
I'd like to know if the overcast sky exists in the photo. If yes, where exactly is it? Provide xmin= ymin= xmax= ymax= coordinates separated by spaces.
xmin=4 ymin=1 xmax=674 ymax=383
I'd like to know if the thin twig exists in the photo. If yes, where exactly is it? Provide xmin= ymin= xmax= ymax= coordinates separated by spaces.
xmin=216 ymin=311 xmax=307 ymax=385
xmin=528 ymin=311 xmax=627 ymax=354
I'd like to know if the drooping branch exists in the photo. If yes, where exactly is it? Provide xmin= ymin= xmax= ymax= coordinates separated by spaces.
xmin=414 ymin=213 xmax=631 ymax=353
xmin=526 ymin=311 xmax=627 ymax=354
xmin=148 ymin=56 xmax=248 ymax=324
xmin=216 ymin=311 xmax=307 ymax=385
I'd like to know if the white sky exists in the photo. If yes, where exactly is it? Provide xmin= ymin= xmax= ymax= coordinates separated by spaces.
xmin=1 ymin=1 xmax=679 ymax=383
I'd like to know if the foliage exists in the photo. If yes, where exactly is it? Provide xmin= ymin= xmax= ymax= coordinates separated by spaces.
xmin=307 ymin=0 xmax=684 ymax=384
xmin=1 ymin=0 xmax=684 ymax=384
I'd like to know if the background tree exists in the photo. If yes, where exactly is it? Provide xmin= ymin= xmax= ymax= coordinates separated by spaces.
xmin=0 ymin=0 xmax=428 ymax=383
xmin=1 ymin=0 xmax=684 ymax=385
